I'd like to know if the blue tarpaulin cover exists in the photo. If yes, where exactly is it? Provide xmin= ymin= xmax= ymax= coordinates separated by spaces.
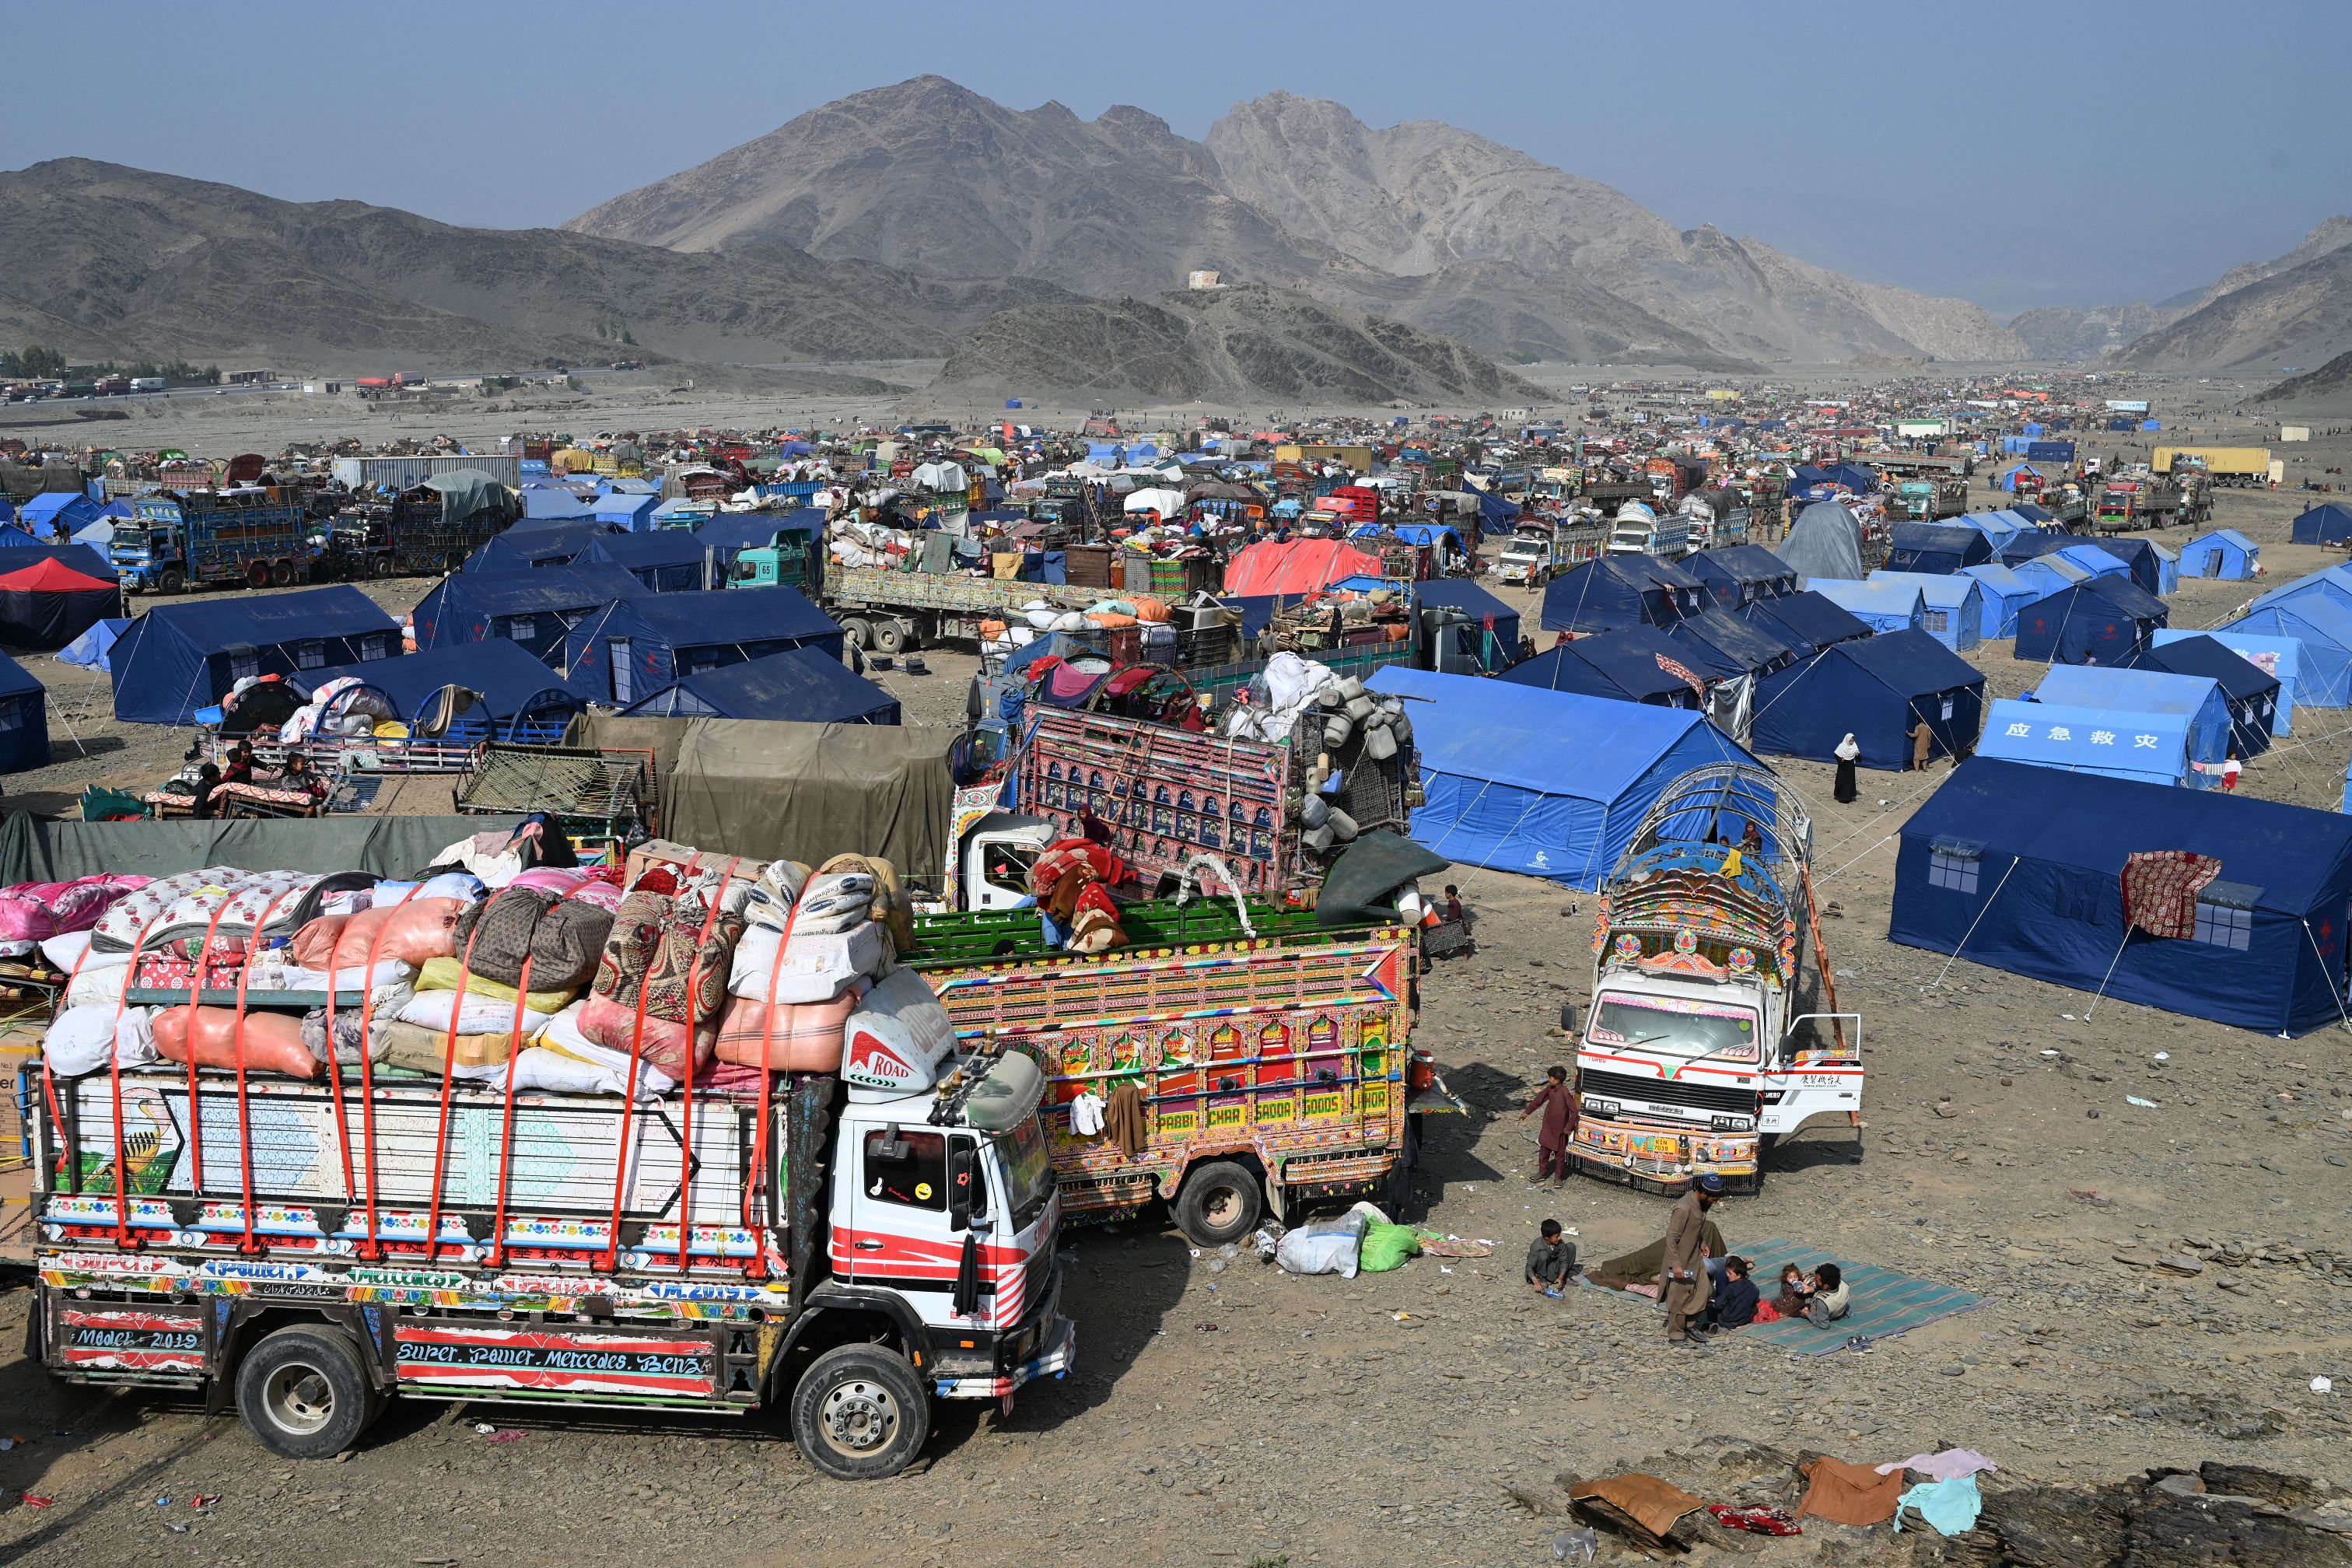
xmin=1539 ymin=555 xmax=1704 ymax=634
xmin=620 ymin=646 xmax=899 ymax=724
xmin=109 ymin=586 xmax=402 ymax=725
xmin=1500 ymin=626 xmax=1706 ymax=706
xmin=578 ymin=529 xmax=711 ymax=592
xmin=0 ymin=649 xmax=48 ymax=772
xmin=2012 ymin=576 xmax=2168 ymax=665
xmin=1737 ymin=590 xmax=1873 ymax=658
xmin=1891 ymin=758 xmax=2352 ymax=1034
xmin=1752 ymin=628 xmax=1984 ymax=769
xmin=462 ymin=519 xmax=619 ymax=572
xmin=1886 ymin=523 xmax=1993 ymax=575
xmin=1805 ymin=577 xmax=1926 ymax=634
xmin=1367 ymin=666 xmax=1760 ymax=887
xmin=1685 ymin=545 xmax=1798 ymax=609
xmin=564 ymin=587 xmax=843 ymax=705
xmin=1665 ymin=605 xmax=1796 ymax=680
xmin=410 ymin=562 xmax=645 ymax=665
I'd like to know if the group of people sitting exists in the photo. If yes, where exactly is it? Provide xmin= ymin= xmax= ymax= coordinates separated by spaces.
xmin=1524 ymin=1217 xmax=1853 ymax=1337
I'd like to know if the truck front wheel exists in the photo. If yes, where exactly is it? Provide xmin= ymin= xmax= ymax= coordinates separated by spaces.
xmin=158 ymin=567 xmax=186 ymax=596
xmin=1173 ymin=1159 xmax=1262 ymax=1247
xmin=234 ymin=1325 xmax=378 ymax=1460
xmin=789 ymin=1344 xmax=929 ymax=1481
xmin=840 ymin=617 xmax=873 ymax=652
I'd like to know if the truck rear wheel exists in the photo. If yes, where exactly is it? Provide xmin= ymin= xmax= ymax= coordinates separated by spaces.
xmin=840 ymin=617 xmax=873 ymax=652
xmin=871 ymin=618 xmax=909 ymax=656
xmin=234 ymin=1325 xmax=378 ymax=1460
xmin=248 ymin=562 xmax=271 ymax=591
xmin=789 ymin=1344 xmax=929 ymax=1481
xmin=1173 ymin=1159 xmax=1261 ymax=1247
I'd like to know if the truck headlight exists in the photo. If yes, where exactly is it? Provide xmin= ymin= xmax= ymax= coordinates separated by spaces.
xmin=1584 ymin=1097 xmax=1618 ymax=1117
xmin=1710 ymin=1115 xmax=1753 ymax=1133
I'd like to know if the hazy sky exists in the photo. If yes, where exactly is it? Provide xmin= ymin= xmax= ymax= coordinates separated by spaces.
xmin=9 ymin=0 xmax=2347 ymax=316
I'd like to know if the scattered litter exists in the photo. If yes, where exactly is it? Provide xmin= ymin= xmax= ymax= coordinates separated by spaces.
xmin=2126 ymin=1095 xmax=2158 ymax=1108
xmin=156 ymin=1496 xmax=173 ymax=1507
xmin=1194 ymin=1322 xmax=1219 ymax=1333
xmin=164 ymin=1522 xmax=189 ymax=1535
xmin=486 ymin=1429 xmax=527 ymax=1444
xmin=474 ymin=1423 xmax=496 ymax=1435
xmin=1552 ymin=1526 xmax=1599 ymax=1563
xmin=1439 ymin=1265 xmax=1454 ymax=1274
xmin=2314 ymin=1377 xmax=2335 ymax=1395
xmin=190 ymin=1495 xmax=221 ymax=1509
xmin=0 ymin=1439 xmax=13 ymax=1451
xmin=1710 ymin=1503 xmax=1803 ymax=1536
xmin=2040 ymin=1049 xmax=2060 ymax=1058
xmin=20 ymin=1495 xmax=53 ymax=1509
xmin=2153 ymin=1051 xmax=2170 ymax=1062
xmin=2062 ymin=1013 xmax=2077 ymax=1020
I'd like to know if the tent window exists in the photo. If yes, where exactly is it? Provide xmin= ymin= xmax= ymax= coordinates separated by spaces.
xmin=502 ymin=614 xmax=537 ymax=642
xmin=1923 ymin=609 xmax=1949 ymax=634
xmin=2192 ymin=899 xmax=2252 ymax=951
xmin=608 ymin=638 xmax=634 ymax=705
xmin=296 ymin=639 xmax=325 ymax=670
xmin=1927 ymin=848 xmax=1979 ymax=895
xmin=360 ymin=634 xmax=389 ymax=660
xmin=228 ymin=649 xmax=260 ymax=682
xmin=0 ymin=703 xmax=20 ymax=733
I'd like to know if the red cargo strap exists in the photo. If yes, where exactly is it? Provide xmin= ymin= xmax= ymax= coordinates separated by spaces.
xmin=175 ymin=894 xmax=248 ymax=1205
xmin=226 ymin=888 xmax=299 ymax=1255
xmin=349 ymin=880 xmax=430 ymax=1258
xmin=100 ymin=908 xmax=176 ymax=1246
xmin=673 ymin=858 xmax=740 ymax=1272
xmin=740 ymin=894 xmax=807 ymax=1272
xmin=597 ymin=852 xmax=715 ymax=1272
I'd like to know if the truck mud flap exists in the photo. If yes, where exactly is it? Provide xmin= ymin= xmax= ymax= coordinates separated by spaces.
xmin=47 ymin=1293 xmax=210 ymax=1382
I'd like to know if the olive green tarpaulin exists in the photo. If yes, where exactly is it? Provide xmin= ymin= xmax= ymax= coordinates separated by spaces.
xmin=567 ymin=715 xmax=954 ymax=880
xmin=0 ymin=812 xmax=521 ymax=884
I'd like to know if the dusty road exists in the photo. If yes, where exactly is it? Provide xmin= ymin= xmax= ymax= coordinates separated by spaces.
xmin=2 ymin=379 xmax=2347 ymax=1567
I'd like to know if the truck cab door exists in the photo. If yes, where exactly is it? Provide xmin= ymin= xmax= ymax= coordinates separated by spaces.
xmin=1758 ymin=1012 xmax=1864 ymax=1135
xmin=832 ymin=1123 xmax=981 ymax=1329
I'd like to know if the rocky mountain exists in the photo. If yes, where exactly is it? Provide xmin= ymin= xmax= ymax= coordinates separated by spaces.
xmin=2258 ymin=348 xmax=2352 ymax=404
xmin=924 ymin=284 xmax=1545 ymax=408
xmin=2113 ymin=236 xmax=2352 ymax=373
xmin=2008 ymin=217 xmax=2352 ymax=364
xmin=0 ymin=158 xmax=1073 ymax=370
xmin=569 ymin=77 xmax=2024 ymax=367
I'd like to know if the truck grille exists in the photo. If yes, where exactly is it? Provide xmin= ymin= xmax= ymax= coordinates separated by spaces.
xmin=1579 ymin=1066 xmax=1758 ymax=1118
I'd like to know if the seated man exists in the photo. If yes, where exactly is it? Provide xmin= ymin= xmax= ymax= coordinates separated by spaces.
xmin=1806 ymin=1262 xmax=1851 ymax=1328
xmin=1525 ymin=1219 xmax=1577 ymax=1298
xmin=1706 ymin=1255 xmax=1759 ymax=1330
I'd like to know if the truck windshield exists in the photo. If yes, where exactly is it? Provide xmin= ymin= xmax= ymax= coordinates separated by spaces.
xmin=999 ymin=1115 xmax=1055 ymax=1234
xmin=1587 ymin=993 xmax=1759 ymax=1063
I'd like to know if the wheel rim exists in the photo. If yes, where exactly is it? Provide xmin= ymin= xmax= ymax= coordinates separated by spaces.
xmin=262 ymin=1362 xmax=337 ymax=1437
xmin=1203 ymin=1184 xmax=1245 ymax=1228
xmin=817 ymin=1377 xmax=900 ymax=1457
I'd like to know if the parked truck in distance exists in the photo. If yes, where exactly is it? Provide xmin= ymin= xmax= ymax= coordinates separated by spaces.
xmin=1890 ymin=477 xmax=1969 ymax=522
xmin=1605 ymin=502 xmax=1692 ymax=561
xmin=823 ymin=562 xmax=1103 ymax=656
xmin=115 ymin=485 xmax=316 ymax=593
xmin=314 ymin=485 xmax=514 ymax=579
xmin=1571 ymin=765 xmax=1861 ymax=1193
xmin=2154 ymin=446 xmax=2273 ymax=488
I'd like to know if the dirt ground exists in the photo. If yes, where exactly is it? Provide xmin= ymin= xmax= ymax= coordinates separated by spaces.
xmin=2 ymin=375 xmax=2348 ymax=1568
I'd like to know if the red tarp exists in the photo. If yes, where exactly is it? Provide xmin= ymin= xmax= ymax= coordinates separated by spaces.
xmin=0 ymin=557 xmax=118 ymax=593
xmin=1222 ymin=539 xmax=1385 ymax=597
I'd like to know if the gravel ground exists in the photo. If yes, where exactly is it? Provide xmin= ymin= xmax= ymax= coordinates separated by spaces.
xmin=2 ymin=376 xmax=2347 ymax=1567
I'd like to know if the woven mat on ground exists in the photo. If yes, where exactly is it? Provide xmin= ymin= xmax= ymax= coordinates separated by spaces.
xmin=1723 ymin=1238 xmax=1985 ymax=1355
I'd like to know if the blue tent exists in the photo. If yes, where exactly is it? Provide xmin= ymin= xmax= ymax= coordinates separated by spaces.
xmin=590 ymin=493 xmax=661 ymax=531
xmin=16 ymin=492 xmax=101 ymax=540
xmin=1805 ymin=577 xmax=1925 ymax=634
xmin=1500 ymin=626 xmax=1705 ymax=708
xmin=619 ymin=646 xmax=899 ymax=724
xmin=1351 ymin=521 xmax=1467 ymax=555
xmin=1685 ymin=544 xmax=1797 ymax=609
xmin=2179 ymin=527 xmax=2256 ymax=580
xmin=1866 ymin=571 xmax=1983 ymax=653
xmin=1538 ymin=555 xmax=1704 ymax=635
xmin=2125 ymin=635 xmax=2278 ymax=758
xmin=1959 ymin=509 xmax=2028 ymax=552
xmin=1664 ymin=606 xmax=1797 ymax=681
xmin=108 ymin=586 xmax=402 ymax=725
xmin=1752 ymin=628 xmax=1985 ymax=770
xmin=563 ymin=587 xmax=843 ymax=705
xmin=1987 ymin=664 xmax=2229 ymax=787
xmin=577 ymin=529 xmax=712 ymax=592
xmin=1788 ymin=463 xmax=1877 ymax=502
xmin=1891 ymin=759 xmax=2352 ymax=1035
xmin=462 ymin=519 xmax=619 ymax=572
xmin=410 ymin=562 xmax=645 ymax=666
xmin=292 ymin=639 xmax=593 ymax=741
xmin=2075 ymin=537 xmax=2163 ymax=596
xmin=2218 ymin=600 xmax=2352 ymax=709
xmin=1958 ymin=563 xmax=2036 ymax=639
xmin=2159 ymin=627 xmax=2301 ymax=733
xmin=2290 ymin=502 xmax=2352 ymax=546
xmin=1999 ymin=464 xmax=2039 ymax=492
xmin=2005 ymin=551 xmax=2091 ymax=604
xmin=1885 ymin=522 xmax=1993 ymax=576
xmin=1777 ymin=502 xmax=1867 ymax=583
xmin=1737 ymin=590 xmax=1873 ymax=659
xmin=1414 ymin=578 xmax=1521 ymax=674
xmin=2248 ymin=563 xmax=2352 ymax=620
xmin=520 ymin=481 xmax=599 ymax=520
xmin=2013 ymin=576 xmax=2168 ymax=665
xmin=59 ymin=615 xmax=132 ymax=674
xmin=1365 ymin=666 xmax=1762 ymax=888
xmin=0 ymin=651 xmax=48 ymax=772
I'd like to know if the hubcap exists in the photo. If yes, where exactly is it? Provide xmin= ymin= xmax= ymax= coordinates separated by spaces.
xmin=263 ymin=1363 xmax=336 ymax=1437
xmin=1204 ymin=1185 xmax=1244 ymax=1227
xmin=818 ymin=1378 xmax=898 ymax=1454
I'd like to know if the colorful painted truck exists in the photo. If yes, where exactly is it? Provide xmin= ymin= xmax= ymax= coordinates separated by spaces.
xmin=1570 ymin=765 xmax=1862 ymax=1194
xmin=27 ymin=1007 xmax=1072 ymax=1479
xmin=116 ymin=486 xmax=317 ymax=593
xmin=907 ymin=898 xmax=1452 ymax=1245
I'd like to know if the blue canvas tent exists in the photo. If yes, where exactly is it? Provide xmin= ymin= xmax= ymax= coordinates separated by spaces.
xmin=520 ymin=481 xmax=598 ymax=520
xmin=59 ymin=615 xmax=132 ymax=674
xmin=1685 ymin=545 xmax=1797 ymax=609
xmin=2013 ymin=576 xmax=2168 ymax=665
xmin=1500 ymin=626 xmax=1705 ymax=708
xmin=619 ymin=646 xmax=900 ymax=724
xmin=1958 ymin=563 xmax=2036 ymax=638
xmin=1413 ymin=578 xmax=1521 ymax=674
xmin=2248 ymin=563 xmax=2352 ymax=620
xmin=461 ymin=519 xmax=619 ymax=572
xmin=2159 ymin=627 xmax=2301 ymax=733
xmin=16 ymin=492 xmax=101 ymax=540
xmin=1365 ymin=666 xmax=1762 ymax=887
xmin=563 ymin=587 xmax=843 ymax=705
xmin=410 ymin=562 xmax=645 ymax=666
xmin=2290 ymin=502 xmax=2352 ymax=546
xmin=1787 ymin=463 xmax=1877 ymax=502
xmin=292 ymin=639 xmax=593 ymax=742
xmin=1777 ymin=502 xmax=1866 ymax=583
xmin=2007 ymin=502 xmax=2057 ymax=526
xmin=1737 ymin=590 xmax=1872 ymax=659
xmin=1805 ymin=577 xmax=1926 ymax=634
xmin=577 ymin=530 xmax=711 ymax=593
xmin=590 ymin=492 xmax=661 ymax=531
xmin=2074 ymin=537 xmax=2163 ymax=596
xmin=108 ymin=586 xmax=402 ymax=725
xmin=2004 ymin=551 xmax=2092 ymax=604
xmin=1984 ymin=664 xmax=2229 ymax=787
xmin=2125 ymin=635 xmax=2279 ymax=758
xmin=1866 ymin=571 xmax=1983 ymax=653
xmin=1885 ymin=522 xmax=1993 ymax=576
xmin=1752 ymin=628 xmax=1985 ymax=770
xmin=1538 ymin=555 xmax=1704 ymax=635
xmin=2217 ymin=600 xmax=2352 ymax=709
xmin=1665 ymin=605 xmax=1797 ymax=681
xmin=2180 ymin=529 xmax=2258 ymax=580
xmin=1958 ymin=509 xmax=2027 ymax=552
xmin=1891 ymin=759 xmax=2352 ymax=1035
xmin=0 ymin=652 xmax=48 ymax=772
